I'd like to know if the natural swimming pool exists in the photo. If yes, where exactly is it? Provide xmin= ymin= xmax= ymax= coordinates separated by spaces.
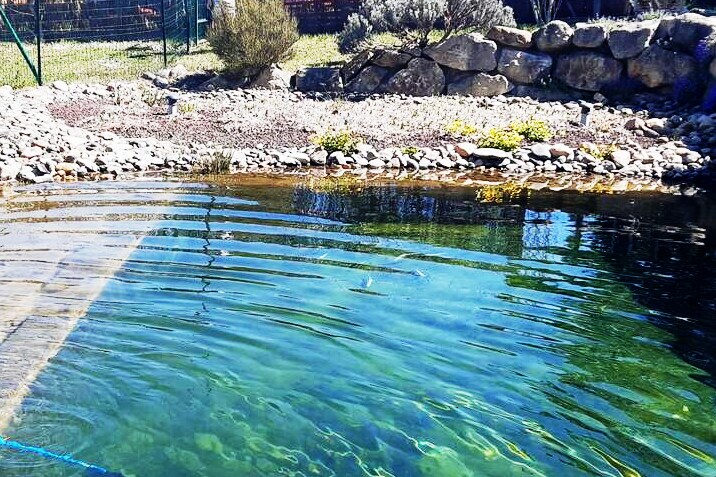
xmin=0 ymin=179 xmax=715 ymax=476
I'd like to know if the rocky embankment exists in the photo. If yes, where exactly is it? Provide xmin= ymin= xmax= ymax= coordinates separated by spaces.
xmin=1 ymin=81 xmax=715 ymax=186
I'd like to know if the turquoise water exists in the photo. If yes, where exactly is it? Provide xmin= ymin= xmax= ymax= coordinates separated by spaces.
xmin=1 ymin=180 xmax=715 ymax=477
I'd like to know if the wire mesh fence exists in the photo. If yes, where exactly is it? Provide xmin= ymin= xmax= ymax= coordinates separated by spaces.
xmin=0 ymin=0 xmax=208 ymax=88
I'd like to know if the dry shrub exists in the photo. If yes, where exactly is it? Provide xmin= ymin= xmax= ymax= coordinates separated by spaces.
xmin=208 ymin=0 xmax=299 ymax=78
xmin=340 ymin=0 xmax=516 ymax=49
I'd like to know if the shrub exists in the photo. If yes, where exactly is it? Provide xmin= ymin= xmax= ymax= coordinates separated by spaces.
xmin=339 ymin=13 xmax=374 ymax=53
xmin=312 ymin=130 xmax=362 ymax=155
xmin=478 ymin=128 xmax=524 ymax=151
xmin=194 ymin=151 xmax=232 ymax=174
xmin=208 ymin=0 xmax=299 ymax=77
xmin=530 ymin=0 xmax=565 ymax=26
xmin=579 ymin=143 xmax=617 ymax=160
xmin=445 ymin=119 xmax=478 ymax=137
xmin=340 ymin=0 xmax=515 ymax=49
xmin=402 ymin=146 xmax=421 ymax=156
xmin=510 ymin=117 xmax=553 ymax=142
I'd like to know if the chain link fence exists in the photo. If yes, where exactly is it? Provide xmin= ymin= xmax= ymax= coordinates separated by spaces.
xmin=0 ymin=0 xmax=208 ymax=88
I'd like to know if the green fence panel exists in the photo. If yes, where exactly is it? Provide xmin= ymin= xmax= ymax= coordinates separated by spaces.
xmin=0 ymin=2 xmax=40 ymax=87
xmin=1 ymin=0 xmax=203 ymax=88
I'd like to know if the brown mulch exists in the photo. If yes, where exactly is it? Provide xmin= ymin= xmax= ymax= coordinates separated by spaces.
xmin=47 ymin=90 xmax=655 ymax=151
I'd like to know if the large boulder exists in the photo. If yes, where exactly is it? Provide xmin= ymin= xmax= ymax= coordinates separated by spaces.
xmin=486 ymin=26 xmax=533 ymax=49
xmin=572 ymin=23 xmax=607 ymax=48
xmin=608 ymin=21 xmax=657 ymax=59
xmin=345 ymin=66 xmax=391 ymax=94
xmin=627 ymin=45 xmax=698 ymax=88
xmin=424 ymin=33 xmax=497 ymax=71
xmin=295 ymin=67 xmax=343 ymax=92
xmin=371 ymin=46 xmax=414 ymax=69
xmin=534 ymin=21 xmax=574 ymax=53
xmin=341 ymin=49 xmax=374 ymax=83
xmin=345 ymin=65 xmax=390 ymax=94
xmin=447 ymin=73 xmax=513 ymax=97
xmin=385 ymin=58 xmax=445 ymax=96
xmin=497 ymin=49 xmax=552 ymax=84
xmin=554 ymin=52 xmax=623 ymax=91
xmin=656 ymin=13 xmax=716 ymax=53
xmin=252 ymin=65 xmax=291 ymax=90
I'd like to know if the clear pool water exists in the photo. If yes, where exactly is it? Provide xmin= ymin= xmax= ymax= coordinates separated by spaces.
xmin=1 ymin=179 xmax=715 ymax=477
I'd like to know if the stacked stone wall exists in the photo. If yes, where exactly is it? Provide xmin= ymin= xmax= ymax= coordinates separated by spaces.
xmin=295 ymin=13 xmax=716 ymax=105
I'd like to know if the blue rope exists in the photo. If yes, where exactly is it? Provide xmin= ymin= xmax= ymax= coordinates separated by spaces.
xmin=0 ymin=435 xmax=124 ymax=477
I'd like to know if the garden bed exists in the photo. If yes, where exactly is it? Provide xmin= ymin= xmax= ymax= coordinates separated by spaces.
xmin=48 ymin=82 xmax=644 ymax=150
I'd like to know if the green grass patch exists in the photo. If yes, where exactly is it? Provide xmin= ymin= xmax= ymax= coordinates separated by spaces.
xmin=1 ymin=32 xmax=433 ymax=88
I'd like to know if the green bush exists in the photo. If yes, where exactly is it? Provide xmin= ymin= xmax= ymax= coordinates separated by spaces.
xmin=478 ymin=128 xmax=524 ymax=151
xmin=510 ymin=117 xmax=553 ymax=142
xmin=312 ymin=130 xmax=361 ymax=155
xmin=208 ymin=0 xmax=299 ymax=77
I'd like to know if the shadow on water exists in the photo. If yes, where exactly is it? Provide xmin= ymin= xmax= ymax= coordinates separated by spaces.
xmin=291 ymin=184 xmax=716 ymax=387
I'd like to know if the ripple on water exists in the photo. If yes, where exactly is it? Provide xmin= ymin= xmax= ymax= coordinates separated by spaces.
xmin=0 ymin=180 xmax=715 ymax=477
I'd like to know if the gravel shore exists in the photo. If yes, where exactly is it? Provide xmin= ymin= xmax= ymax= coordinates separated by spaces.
xmin=0 ymin=80 xmax=714 ymax=191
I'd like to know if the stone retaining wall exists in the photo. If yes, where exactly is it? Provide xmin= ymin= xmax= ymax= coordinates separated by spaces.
xmin=294 ymin=13 xmax=716 ymax=103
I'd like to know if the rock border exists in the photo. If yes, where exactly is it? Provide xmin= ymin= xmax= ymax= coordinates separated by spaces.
xmin=293 ymin=13 xmax=716 ymax=103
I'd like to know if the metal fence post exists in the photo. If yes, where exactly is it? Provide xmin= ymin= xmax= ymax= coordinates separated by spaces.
xmin=34 ymin=0 xmax=42 ymax=85
xmin=160 ymin=0 xmax=168 ymax=67
xmin=185 ymin=0 xmax=191 ymax=53
xmin=0 ymin=5 xmax=41 ymax=85
xmin=194 ymin=0 xmax=199 ymax=45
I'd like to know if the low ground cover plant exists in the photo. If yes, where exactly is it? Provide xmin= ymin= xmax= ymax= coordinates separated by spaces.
xmin=445 ymin=119 xmax=479 ymax=138
xmin=579 ymin=143 xmax=618 ymax=160
xmin=401 ymin=146 xmax=421 ymax=156
xmin=446 ymin=117 xmax=554 ymax=151
xmin=510 ymin=117 xmax=553 ymax=142
xmin=478 ymin=128 xmax=524 ymax=151
xmin=312 ymin=130 xmax=362 ymax=155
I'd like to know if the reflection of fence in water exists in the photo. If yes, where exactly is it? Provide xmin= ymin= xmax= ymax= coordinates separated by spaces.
xmin=522 ymin=210 xmax=556 ymax=261
xmin=293 ymin=186 xmax=526 ymax=224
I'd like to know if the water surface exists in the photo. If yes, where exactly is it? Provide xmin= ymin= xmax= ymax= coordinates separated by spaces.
xmin=1 ymin=179 xmax=715 ymax=477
